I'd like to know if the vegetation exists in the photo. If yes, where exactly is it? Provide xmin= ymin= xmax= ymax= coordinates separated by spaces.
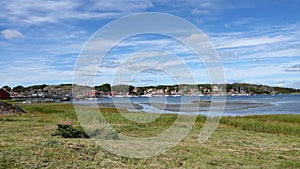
xmin=52 ymin=123 xmax=89 ymax=138
xmin=273 ymin=86 xmax=300 ymax=94
xmin=95 ymin=83 xmax=111 ymax=93
xmin=0 ymin=102 xmax=299 ymax=168
xmin=11 ymin=85 xmax=25 ymax=93
xmin=1 ymin=85 xmax=11 ymax=91
xmin=220 ymin=115 xmax=300 ymax=136
xmin=11 ymin=84 xmax=48 ymax=93
xmin=3 ymin=83 xmax=300 ymax=96
xmin=111 ymin=84 xmax=135 ymax=94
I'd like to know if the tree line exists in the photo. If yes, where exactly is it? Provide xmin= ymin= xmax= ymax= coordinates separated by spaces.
xmin=1 ymin=83 xmax=300 ymax=95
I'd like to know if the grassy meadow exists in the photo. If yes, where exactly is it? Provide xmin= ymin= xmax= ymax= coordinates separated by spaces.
xmin=0 ymin=101 xmax=299 ymax=168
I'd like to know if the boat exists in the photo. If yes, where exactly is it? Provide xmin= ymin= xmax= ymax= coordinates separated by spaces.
xmin=61 ymin=96 xmax=71 ymax=101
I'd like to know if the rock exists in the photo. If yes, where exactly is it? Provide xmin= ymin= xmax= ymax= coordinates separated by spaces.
xmin=0 ymin=101 xmax=26 ymax=115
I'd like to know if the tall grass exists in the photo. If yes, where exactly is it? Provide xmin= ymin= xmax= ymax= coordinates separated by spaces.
xmin=10 ymin=102 xmax=300 ymax=136
xmin=220 ymin=115 xmax=300 ymax=136
xmin=19 ymin=103 xmax=78 ymax=123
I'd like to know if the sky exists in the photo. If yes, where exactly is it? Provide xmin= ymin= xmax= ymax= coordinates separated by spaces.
xmin=0 ymin=0 xmax=299 ymax=88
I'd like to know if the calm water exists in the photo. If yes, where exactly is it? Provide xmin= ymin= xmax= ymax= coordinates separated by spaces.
xmin=81 ymin=94 xmax=300 ymax=116
xmin=220 ymin=94 xmax=300 ymax=116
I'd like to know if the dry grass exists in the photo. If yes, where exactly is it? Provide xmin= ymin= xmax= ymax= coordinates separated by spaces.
xmin=0 ymin=102 xmax=299 ymax=168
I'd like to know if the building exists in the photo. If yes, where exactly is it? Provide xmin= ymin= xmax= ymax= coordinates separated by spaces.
xmin=0 ymin=89 xmax=10 ymax=100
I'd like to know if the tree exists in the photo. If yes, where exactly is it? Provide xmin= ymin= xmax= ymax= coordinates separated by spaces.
xmin=111 ymin=84 xmax=134 ymax=93
xmin=12 ymin=85 xmax=25 ymax=93
xmin=95 ymin=83 xmax=111 ymax=93
xmin=2 ymin=85 xmax=11 ymax=91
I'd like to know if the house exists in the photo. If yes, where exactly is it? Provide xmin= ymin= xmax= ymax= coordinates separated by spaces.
xmin=0 ymin=89 xmax=10 ymax=100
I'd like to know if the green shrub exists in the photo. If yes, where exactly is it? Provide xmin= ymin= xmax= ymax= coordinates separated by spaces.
xmin=53 ymin=123 xmax=89 ymax=138
xmin=53 ymin=123 xmax=120 ymax=140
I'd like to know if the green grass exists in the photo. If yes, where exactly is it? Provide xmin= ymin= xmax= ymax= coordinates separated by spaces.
xmin=220 ymin=115 xmax=300 ymax=136
xmin=0 ymin=102 xmax=299 ymax=168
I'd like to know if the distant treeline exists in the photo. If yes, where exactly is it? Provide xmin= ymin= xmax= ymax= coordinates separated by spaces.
xmin=3 ymin=83 xmax=300 ymax=95
xmin=97 ymin=83 xmax=300 ymax=94
xmin=2 ymin=84 xmax=72 ymax=93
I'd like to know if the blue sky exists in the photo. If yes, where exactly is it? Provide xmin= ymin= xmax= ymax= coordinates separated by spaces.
xmin=0 ymin=0 xmax=299 ymax=88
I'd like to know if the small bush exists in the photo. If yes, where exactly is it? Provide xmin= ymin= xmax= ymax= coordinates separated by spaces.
xmin=53 ymin=123 xmax=89 ymax=138
xmin=53 ymin=120 xmax=119 ymax=139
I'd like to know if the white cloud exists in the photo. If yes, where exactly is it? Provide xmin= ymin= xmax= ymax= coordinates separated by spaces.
xmin=208 ymin=24 xmax=300 ymax=61
xmin=0 ymin=1 xmax=299 ymax=88
xmin=183 ymin=34 xmax=209 ymax=44
xmin=0 ymin=0 xmax=153 ymax=25
xmin=186 ymin=0 xmax=254 ymax=18
xmin=224 ymin=24 xmax=231 ymax=28
xmin=1 ymin=29 xmax=23 ymax=39
xmin=207 ymin=24 xmax=300 ymax=88
xmin=248 ymin=48 xmax=300 ymax=59
xmin=191 ymin=8 xmax=209 ymax=15
xmin=233 ymin=17 xmax=261 ymax=25
xmin=275 ymin=81 xmax=286 ymax=87
xmin=91 ymin=0 xmax=153 ymax=12
xmin=214 ymin=35 xmax=292 ymax=49
xmin=283 ymin=64 xmax=300 ymax=72
xmin=0 ymin=57 xmax=75 ymax=86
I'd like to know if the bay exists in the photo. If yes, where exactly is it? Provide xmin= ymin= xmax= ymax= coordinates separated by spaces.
xmin=76 ymin=94 xmax=300 ymax=116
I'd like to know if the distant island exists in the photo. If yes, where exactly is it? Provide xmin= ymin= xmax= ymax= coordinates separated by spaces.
xmin=1 ymin=83 xmax=299 ymax=101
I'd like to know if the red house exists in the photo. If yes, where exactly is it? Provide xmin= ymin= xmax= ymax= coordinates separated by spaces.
xmin=0 ymin=89 xmax=10 ymax=100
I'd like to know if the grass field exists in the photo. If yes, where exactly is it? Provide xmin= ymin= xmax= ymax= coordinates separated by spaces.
xmin=0 ymin=102 xmax=299 ymax=168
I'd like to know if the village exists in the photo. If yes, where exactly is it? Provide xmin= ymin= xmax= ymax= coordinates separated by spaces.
xmin=0 ymin=83 xmax=295 ymax=102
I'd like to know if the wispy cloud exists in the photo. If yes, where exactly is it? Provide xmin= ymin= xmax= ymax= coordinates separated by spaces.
xmin=214 ymin=35 xmax=291 ymax=49
xmin=233 ymin=17 xmax=262 ymax=26
xmin=191 ymin=8 xmax=209 ymax=15
xmin=0 ymin=1 xmax=299 ymax=88
xmin=0 ymin=57 xmax=75 ymax=86
xmin=0 ymin=0 xmax=153 ymax=25
xmin=1 ymin=29 xmax=23 ymax=39
xmin=210 ymin=24 xmax=300 ymax=60
xmin=283 ymin=64 xmax=300 ymax=72
xmin=90 ymin=0 xmax=153 ymax=12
